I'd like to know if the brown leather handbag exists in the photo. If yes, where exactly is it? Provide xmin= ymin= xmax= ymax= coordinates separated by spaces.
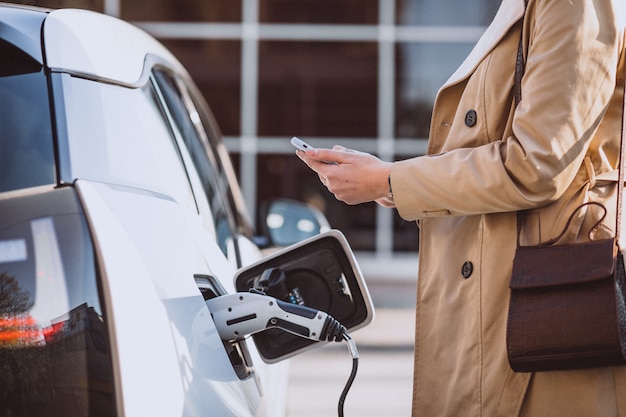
xmin=507 ymin=206 xmax=626 ymax=372
xmin=506 ymin=27 xmax=626 ymax=372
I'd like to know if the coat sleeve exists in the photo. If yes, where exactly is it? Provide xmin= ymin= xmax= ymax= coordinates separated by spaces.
xmin=391 ymin=0 xmax=623 ymax=221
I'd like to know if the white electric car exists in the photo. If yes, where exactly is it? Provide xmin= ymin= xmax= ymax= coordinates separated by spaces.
xmin=0 ymin=4 xmax=373 ymax=417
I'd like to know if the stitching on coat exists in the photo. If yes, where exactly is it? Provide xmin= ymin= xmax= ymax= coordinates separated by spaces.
xmin=478 ymin=214 xmax=485 ymax=416
xmin=480 ymin=53 xmax=493 ymax=143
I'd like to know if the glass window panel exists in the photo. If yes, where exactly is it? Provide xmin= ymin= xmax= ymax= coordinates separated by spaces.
xmin=391 ymin=154 xmax=421 ymax=252
xmin=0 ymin=210 xmax=115 ymax=417
xmin=161 ymin=39 xmax=241 ymax=136
xmin=8 ymin=0 xmax=104 ymax=12
xmin=153 ymin=69 xmax=240 ymax=261
xmin=393 ymin=213 xmax=420 ymax=252
xmin=258 ymin=41 xmax=378 ymax=138
xmin=334 ymin=201 xmax=376 ymax=252
xmin=259 ymin=0 xmax=378 ymax=24
xmin=0 ymin=66 xmax=54 ymax=193
xmin=395 ymin=42 xmax=474 ymax=138
xmin=397 ymin=0 xmax=500 ymax=26
xmin=256 ymin=154 xmax=376 ymax=251
xmin=121 ymin=0 xmax=240 ymax=22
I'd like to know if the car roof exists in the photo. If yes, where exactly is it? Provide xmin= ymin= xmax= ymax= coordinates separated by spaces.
xmin=44 ymin=8 xmax=185 ymax=85
xmin=0 ymin=3 xmax=185 ymax=85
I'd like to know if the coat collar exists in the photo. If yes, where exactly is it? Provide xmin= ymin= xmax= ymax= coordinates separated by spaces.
xmin=441 ymin=0 xmax=526 ymax=89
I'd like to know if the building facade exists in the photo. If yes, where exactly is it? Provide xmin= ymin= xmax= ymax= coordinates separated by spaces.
xmin=11 ymin=0 xmax=500 ymax=280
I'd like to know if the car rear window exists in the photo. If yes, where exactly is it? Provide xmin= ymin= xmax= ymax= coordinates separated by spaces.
xmin=0 ymin=188 xmax=116 ymax=417
xmin=0 ymin=39 xmax=55 ymax=193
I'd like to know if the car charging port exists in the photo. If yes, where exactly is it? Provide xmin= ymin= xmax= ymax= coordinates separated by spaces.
xmin=195 ymin=274 xmax=255 ymax=380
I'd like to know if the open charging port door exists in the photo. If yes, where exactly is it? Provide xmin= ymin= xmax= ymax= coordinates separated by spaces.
xmin=234 ymin=229 xmax=374 ymax=363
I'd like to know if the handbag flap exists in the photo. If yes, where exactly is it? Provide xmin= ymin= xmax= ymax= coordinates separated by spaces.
xmin=510 ymin=238 xmax=616 ymax=290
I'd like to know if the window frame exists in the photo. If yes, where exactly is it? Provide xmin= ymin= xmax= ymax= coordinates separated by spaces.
xmin=150 ymin=66 xmax=246 ymax=266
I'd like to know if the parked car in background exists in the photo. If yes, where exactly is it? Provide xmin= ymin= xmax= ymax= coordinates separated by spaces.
xmin=0 ymin=4 xmax=373 ymax=417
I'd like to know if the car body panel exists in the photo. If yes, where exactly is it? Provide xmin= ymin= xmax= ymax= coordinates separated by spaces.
xmin=44 ymin=8 xmax=183 ymax=85
xmin=75 ymin=179 xmax=260 ymax=417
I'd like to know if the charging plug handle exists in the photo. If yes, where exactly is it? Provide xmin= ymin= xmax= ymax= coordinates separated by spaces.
xmin=207 ymin=292 xmax=346 ymax=342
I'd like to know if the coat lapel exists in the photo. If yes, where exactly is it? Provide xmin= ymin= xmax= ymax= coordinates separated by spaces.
xmin=442 ymin=0 xmax=526 ymax=89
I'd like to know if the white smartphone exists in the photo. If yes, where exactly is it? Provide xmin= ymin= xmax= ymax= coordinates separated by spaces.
xmin=291 ymin=136 xmax=337 ymax=165
xmin=290 ymin=136 xmax=315 ymax=152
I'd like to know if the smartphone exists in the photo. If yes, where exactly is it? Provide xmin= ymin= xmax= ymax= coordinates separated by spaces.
xmin=291 ymin=137 xmax=337 ymax=165
xmin=291 ymin=136 xmax=315 ymax=152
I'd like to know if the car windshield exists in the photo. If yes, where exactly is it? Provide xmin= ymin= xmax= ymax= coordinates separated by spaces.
xmin=0 ymin=39 xmax=55 ymax=193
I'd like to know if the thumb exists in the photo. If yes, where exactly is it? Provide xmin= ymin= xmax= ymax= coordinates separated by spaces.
xmin=309 ymin=148 xmax=352 ymax=164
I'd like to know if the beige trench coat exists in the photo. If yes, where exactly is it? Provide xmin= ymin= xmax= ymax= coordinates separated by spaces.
xmin=389 ymin=0 xmax=626 ymax=415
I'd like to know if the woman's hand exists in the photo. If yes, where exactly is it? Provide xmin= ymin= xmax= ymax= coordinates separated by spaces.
xmin=296 ymin=145 xmax=394 ymax=206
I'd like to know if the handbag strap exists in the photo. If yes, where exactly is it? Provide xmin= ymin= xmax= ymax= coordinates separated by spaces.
xmin=515 ymin=11 xmax=626 ymax=248
xmin=514 ymin=0 xmax=528 ymax=246
xmin=514 ymin=0 xmax=528 ymax=108
xmin=617 ymin=31 xmax=626 ymax=247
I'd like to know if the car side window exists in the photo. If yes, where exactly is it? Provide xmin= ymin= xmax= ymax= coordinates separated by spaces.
xmin=0 ymin=40 xmax=54 ymax=193
xmin=186 ymin=87 xmax=255 ymax=240
xmin=152 ymin=69 xmax=239 ymax=263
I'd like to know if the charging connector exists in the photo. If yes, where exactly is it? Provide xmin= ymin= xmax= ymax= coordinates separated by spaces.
xmin=206 ymin=291 xmax=347 ymax=342
xmin=206 ymin=290 xmax=359 ymax=417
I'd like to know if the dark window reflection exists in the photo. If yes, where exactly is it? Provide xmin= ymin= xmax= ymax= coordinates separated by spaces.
xmin=395 ymin=42 xmax=475 ymax=138
xmin=121 ymin=0 xmax=240 ymax=22
xmin=153 ymin=69 xmax=239 ymax=259
xmin=394 ymin=216 xmax=420 ymax=252
xmin=259 ymin=0 xmax=378 ymax=24
xmin=255 ymin=154 xmax=376 ymax=251
xmin=0 ymin=54 xmax=54 ymax=193
xmin=161 ymin=39 xmax=241 ymax=136
xmin=397 ymin=0 xmax=500 ymax=26
xmin=395 ymin=0 xmax=500 ymax=139
xmin=258 ymin=41 xmax=378 ymax=138
xmin=7 ymin=0 xmax=104 ymax=12
xmin=0 ymin=199 xmax=115 ymax=417
xmin=392 ymin=154 xmax=422 ymax=252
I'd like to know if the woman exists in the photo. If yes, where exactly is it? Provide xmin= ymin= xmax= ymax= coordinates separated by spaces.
xmin=297 ymin=0 xmax=626 ymax=415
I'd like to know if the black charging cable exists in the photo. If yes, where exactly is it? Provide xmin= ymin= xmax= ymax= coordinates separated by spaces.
xmin=338 ymin=333 xmax=359 ymax=417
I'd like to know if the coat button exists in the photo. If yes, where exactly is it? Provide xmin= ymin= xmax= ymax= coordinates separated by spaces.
xmin=461 ymin=261 xmax=473 ymax=279
xmin=464 ymin=110 xmax=477 ymax=127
